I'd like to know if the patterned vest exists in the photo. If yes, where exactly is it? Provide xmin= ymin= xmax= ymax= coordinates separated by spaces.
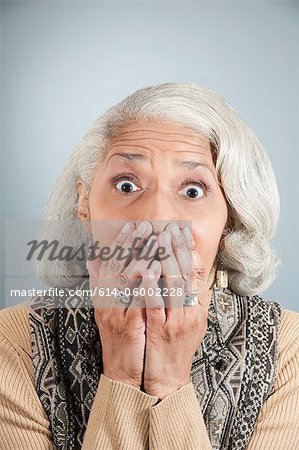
xmin=29 ymin=278 xmax=281 ymax=450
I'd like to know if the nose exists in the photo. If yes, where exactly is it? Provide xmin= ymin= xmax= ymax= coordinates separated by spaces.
xmin=133 ymin=192 xmax=192 ymax=235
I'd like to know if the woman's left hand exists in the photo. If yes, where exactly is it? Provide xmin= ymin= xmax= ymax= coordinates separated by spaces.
xmin=142 ymin=224 xmax=210 ymax=400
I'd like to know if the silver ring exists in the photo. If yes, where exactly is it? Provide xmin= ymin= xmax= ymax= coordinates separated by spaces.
xmin=183 ymin=293 xmax=198 ymax=307
xmin=114 ymin=288 xmax=132 ymax=304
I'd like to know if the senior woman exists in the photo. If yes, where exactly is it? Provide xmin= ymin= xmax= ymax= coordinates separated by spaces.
xmin=0 ymin=82 xmax=298 ymax=450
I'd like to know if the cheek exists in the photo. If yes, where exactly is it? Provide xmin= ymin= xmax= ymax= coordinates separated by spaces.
xmin=191 ymin=226 xmax=221 ymax=275
xmin=90 ymin=219 xmax=129 ymax=248
xmin=190 ymin=211 xmax=227 ymax=268
xmin=88 ymin=185 xmax=124 ymax=221
xmin=192 ymin=223 xmax=222 ymax=252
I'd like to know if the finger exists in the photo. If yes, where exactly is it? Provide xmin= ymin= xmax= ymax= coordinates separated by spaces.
xmin=158 ymin=231 xmax=185 ymax=315
xmin=111 ymin=232 xmax=158 ymax=308
xmin=180 ymin=227 xmax=211 ymax=318
xmin=126 ymin=285 xmax=146 ymax=325
xmin=123 ymin=220 xmax=154 ymax=264
xmin=104 ymin=220 xmax=153 ymax=286
xmin=148 ymin=259 xmax=162 ymax=278
xmin=98 ymin=221 xmax=147 ymax=310
xmin=182 ymin=226 xmax=209 ymax=303
xmin=116 ymin=235 xmax=158 ymax=291
xmin=86 ymin=249 xmax=128 ymax=312
xmin=102 ymin=221 xmax=136 ymax=278
xmin=143 ymin=267 xmax=166 ymax=329
xmin=165 ymin=223 xmax=194 ymax=295
xmin=182 ymin=226 xmax=207 ymax=281
xmin=126 ymin=258 xmax=161 ymax=316
xmin=127 ymin=287 xmax=146 ymax=309
xmin=86 ymin=259 xmax=120 ymax=308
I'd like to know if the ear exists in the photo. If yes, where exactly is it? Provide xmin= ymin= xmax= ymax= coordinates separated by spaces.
xmin=76 ymin=179 xmax=91 ymax=233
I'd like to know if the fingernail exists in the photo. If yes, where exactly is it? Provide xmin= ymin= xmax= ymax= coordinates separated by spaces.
xmin=146 ymin=269 xmax=155 ymax=279
xmin=122 ymin=222 xmax=133 ymax=234
xmin=170 ymin=223 xmax=181 ymax=237
xmin=150 ymin=260 xmax=160 ymax=273
xmin=151 ymin=260 xmax=160 ymax=269
xmin=137 ymin=220 xmax=151 ymax=233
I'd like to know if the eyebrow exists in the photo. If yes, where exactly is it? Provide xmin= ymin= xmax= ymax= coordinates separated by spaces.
xmin=107 ymin=152 xmax=216 ymax=180
xmin=174 ymin=159 xmax=213 ymax=172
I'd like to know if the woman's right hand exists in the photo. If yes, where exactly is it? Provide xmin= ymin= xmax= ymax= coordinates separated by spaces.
xmin=86 ymin=220 xmax=158 ymax=390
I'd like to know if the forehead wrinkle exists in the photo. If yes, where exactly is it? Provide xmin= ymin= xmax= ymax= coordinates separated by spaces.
xmin=109 ymin=135 xmax=209 ymax=149
xmin=104 ymin=137 xmax=213 ymax=173
xmin=172 ymin=150 xmax=212 ymax=157
xmin=111 ymin=126 xmax=205 ymax=139
xmin=104 ymin=148 xmax=154 ymax=171
xmin=106 ymin=143 xmax=155 ymax=154
xmin=104 ymin=144 xmax=153 ymax=166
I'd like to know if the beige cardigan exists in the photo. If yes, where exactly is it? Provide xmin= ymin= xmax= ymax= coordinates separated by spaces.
xmin=0 ymin=302 xmax=298 ymax=450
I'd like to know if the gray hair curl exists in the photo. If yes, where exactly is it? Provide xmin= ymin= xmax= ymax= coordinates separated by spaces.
xmin=36 ymin=82 xmax=281 ymax=296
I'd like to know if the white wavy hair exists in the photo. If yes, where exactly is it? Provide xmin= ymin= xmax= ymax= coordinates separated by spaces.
xmin=36 ymin=82 xmax=281 ymax=296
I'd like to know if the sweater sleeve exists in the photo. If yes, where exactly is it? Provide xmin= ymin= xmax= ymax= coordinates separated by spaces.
xmin=81 ymin=374 xmax=158 ymax=449
xmin=0 ymin=304 xmax=159 ymax=450
xmin=246 ymin=309 xmax=299 ymax=449
xmin=149 ymin=382 xmax=212 ymax=450
xmin=0 ymin=326 xmax=158 ymax=450
xmin=0 ymin=331 xmax=55 ymax=449
xmin=147 ymin=309 xmax=299 ymax=450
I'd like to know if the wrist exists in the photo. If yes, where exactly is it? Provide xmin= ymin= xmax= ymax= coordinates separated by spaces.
xmin=145 ymin=379 xmax=191 ymax=400
xmin=103 ymin=371 xmax=141 ymax=390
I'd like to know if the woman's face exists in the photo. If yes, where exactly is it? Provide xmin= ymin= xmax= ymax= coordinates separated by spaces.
xmin=77 ymin=120 xmax=229 ymax=277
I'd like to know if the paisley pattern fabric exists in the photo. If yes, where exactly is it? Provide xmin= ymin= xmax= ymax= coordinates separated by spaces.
xmin=29 ymin=277 xmax=281 ymax=450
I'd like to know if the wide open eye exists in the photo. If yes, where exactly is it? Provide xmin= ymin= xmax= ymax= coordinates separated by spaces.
xmin=115 ymin=179 xmax=139 ymax=193
xmin=178 ymin=180 xmax=209 ymax=200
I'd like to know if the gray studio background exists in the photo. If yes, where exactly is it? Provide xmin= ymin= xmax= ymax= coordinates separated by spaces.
xmin=1 ymin=0 xmax=298 ymax=311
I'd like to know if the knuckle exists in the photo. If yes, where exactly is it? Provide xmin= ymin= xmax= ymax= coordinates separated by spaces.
xmin=184 ymin=265 xmax=206 ymax=281
xmin=183 ymin=265 xmax=198 ymax=281
xmin=161 ymin=328 xmax=172 ymax=343
xmin=117 ymin=272 xmax=130 ymax=288
xmin=174 ymin=323 xmax=185 ymax=338
xmin=174 ymin=237 xmax=185 ymax=251
xmin=101 ymin=312 xmax=122 ymax=332
xmin=133 ymin=292 xmax=145 ymax=305
xmin=171 ymin=277 xmax=185 ymax=289
xmin=100 ymin=258 xmax=109 ymax=268
xmin=150 ymin=305 xmax=164 ymax=313
xmin=162 ymin=322 xmax=185 ymax=340
xmin=110 ymin=320 xmax=123 ymax=335
xmin=110 ymin=259 xmax=121 ymax=273
xmin=151 ymin=305 xmax=164 ymax=315
xmin=196 ymin=267 xmax=206 ymax=280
